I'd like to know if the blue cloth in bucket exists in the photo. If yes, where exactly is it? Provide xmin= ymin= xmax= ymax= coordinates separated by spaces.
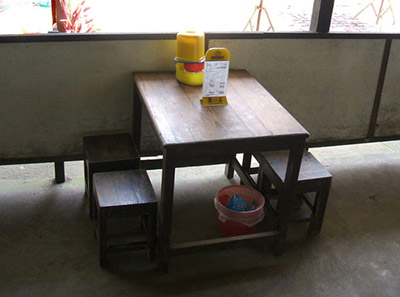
xmin=226 ymin=193 xmax=257 ymax=212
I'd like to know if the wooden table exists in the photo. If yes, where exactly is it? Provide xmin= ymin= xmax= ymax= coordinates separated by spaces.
xmin=133 ymin=70 xmax=309 ymax=271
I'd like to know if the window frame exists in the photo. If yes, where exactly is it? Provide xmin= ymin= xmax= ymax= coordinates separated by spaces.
xmin=0 ymin=0 xmax=399 ymax=43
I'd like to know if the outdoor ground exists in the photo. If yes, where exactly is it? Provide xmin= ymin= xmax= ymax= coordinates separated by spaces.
xmin=0 ymin=0 xmax=399 ymax=34
xmin=0 ymin=141 xmax=399 ymax=296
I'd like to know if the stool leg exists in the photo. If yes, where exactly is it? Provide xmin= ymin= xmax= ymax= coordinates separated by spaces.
xmin=88 ymin=172 xmax=95 ymax=220
xmin=294 ymin=193 xmax=305 ymax=209
xmin=240 ymin=153 xmax=252 ymax=185
xmin=93 ymin=192 xmax=99 ymax=241
xmin=149 ymin=209 xmax=157 ymax=261
xmin=84 ymin=159 xmax=89 ymax=196
xmin=140 ymin=215 xmax=147 ymax=233
xmin=98 ymin=209 xmax=108 ymax=267
xmin=309 ymin=179 xmax=331 ymax=235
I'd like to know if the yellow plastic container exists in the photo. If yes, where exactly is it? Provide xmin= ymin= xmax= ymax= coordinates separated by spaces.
xmin=176 ymin=63 xmax=204 ymax=86
xmin=175 ymin=31 xmax=205 ymax=63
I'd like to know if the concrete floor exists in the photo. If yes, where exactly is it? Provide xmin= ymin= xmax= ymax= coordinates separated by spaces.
xmin=0 ymin=141 xmax=399 ymax=296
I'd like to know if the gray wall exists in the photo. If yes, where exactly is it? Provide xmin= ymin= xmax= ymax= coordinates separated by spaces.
xmin=0 ymin=38 xmax=398 ymax=160
xmin=0 ymin=40 xmax=175 ymax=159
xmin=210 ymin=39 xmax=385 ymax=142
xmin=376 ymin=40 xmax=400 ymax=137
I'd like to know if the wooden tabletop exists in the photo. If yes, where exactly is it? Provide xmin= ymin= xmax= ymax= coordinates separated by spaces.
xmin=134 ymin=70 xmax=309 ymax=147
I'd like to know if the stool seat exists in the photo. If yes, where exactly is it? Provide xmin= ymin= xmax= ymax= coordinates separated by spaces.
xmin=261 ymin=150 xmax=332 ymax=188
xmin=255 ymin=151 xmax=332 ymax=235
xmin=93 ymin=169 xmax=157 ymax=267
xmin=83 ymin=133 xmax=140 ymax=219
xmin=84 ymin=133 xmax=139 ymax=164
xmin=95 ymin=170 xmax=157 ymax=210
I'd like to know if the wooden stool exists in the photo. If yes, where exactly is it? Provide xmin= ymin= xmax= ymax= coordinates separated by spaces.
xmin=255 ymin=151 xmax=332 ymax=235
xmin=83 ymin=133 xmax=140 ymax=219
xmin=93 ymin=169 xmax=157 ymax=267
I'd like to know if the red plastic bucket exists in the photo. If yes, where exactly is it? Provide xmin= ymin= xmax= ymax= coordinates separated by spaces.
xmin=215 ymin=185 xmax=265 ymax=237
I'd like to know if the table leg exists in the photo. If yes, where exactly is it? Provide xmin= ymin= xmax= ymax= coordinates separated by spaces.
xmin=158 ymin=149 xmax=176 ymax=272
xmin=99 ymin=207 xmax=108 ymax=267
xmin=274 ymin=141 xmax=305 ymax=255
xmin=226 ymin=153 xmax=252 ymax=182
xmin=224 ymin=155 xmax=235 ymax=179
xmin=132 ymin=83 xmax=143 ymax=154
xmin=240 ymin=153 xmax=252 ymax=185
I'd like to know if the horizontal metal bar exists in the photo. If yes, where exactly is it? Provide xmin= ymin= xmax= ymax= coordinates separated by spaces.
xmin=107 ymin=241 xmax=149 ymax=253
xmin=306 ymin=135 xmax=400 ymax=148
xmin=170 ymin=230 xmax=281 ymax=255
xmin=0 ymin=154 xmax=82 ymax=165
xmin=291 ymin=214 xmax=312 ymax=223
xmin=248 ymin=167 xmax=259 ymax=175
xmin=2 ymin=32 xmax=399 ymax=44
xmin=0 ymin=32 xmax=178 ymax=43
xmin=140 ymin=158 xmax=163 ymax=170
xmin=0 ymin=149 xmax=160 ymax=166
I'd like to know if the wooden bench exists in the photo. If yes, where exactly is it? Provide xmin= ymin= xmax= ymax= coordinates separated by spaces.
xmin=93 ymin=169 xmax=157 ymax=267
xmin=83 ymin=133 xmax=140 ymax=219
xmin=254 ymin=151 xmax=332 ymax=235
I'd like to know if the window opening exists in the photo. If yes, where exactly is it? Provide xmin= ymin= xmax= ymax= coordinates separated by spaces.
xmin=1 ymin=0 xmax=316 ymax=35
xmin=331 ymin=0 xmax=399 ymax=32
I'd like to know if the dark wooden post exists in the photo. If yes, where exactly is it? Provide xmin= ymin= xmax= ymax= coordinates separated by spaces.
xmin=55 ymin=161 xmax=65 ymax=184
xmin=51 ymin=0 xmax=56 ymax=26
xmin=54 ymin=0 xmax=68 ymax=32
xmin=310 ymin=0 xmax=335 ymax=32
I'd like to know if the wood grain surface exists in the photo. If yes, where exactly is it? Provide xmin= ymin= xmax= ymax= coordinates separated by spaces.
xmin=94 ymin=170 xmax=157 ymax=208
xmin=134 ymin=70 xmax=309 ymax=147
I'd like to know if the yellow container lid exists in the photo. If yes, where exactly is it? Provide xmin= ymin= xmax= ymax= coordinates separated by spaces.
xmin=175 ymin=31 xmax=205 ymax=63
